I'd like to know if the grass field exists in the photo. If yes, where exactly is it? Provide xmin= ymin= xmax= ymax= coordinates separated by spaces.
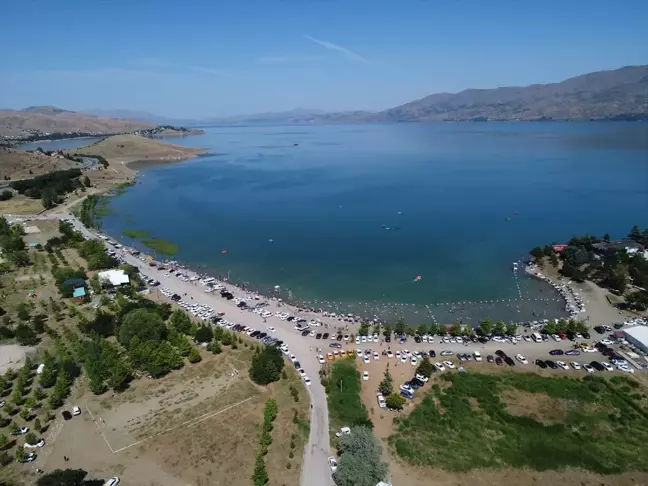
xmin=389 ymin=372 xmax=648 ymax=474
xmin=122 ymin=229 xmax=149 ymax=239
xmin=324 ymin=358 xmax=370 ymax=439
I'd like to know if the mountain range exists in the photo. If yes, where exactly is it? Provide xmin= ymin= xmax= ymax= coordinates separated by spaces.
xmin=2 ymin=65 xmax=647 ymax=136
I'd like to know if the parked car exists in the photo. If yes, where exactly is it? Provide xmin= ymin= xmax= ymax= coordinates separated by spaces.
xmin=61 ymin=411 xmax=72 ymax=420
xmin=23 ymin=439 xmax=45 ymax=449
xmin=590 ymin=361 xmax=605 ymax=371
xmin=549 ymin=349 xmax=564 ymax=355
xmin=19 ymin=452 xmax=36 ymax=463
xmin=103 ymin=478 xmax=120 ymax=486
xmin=363 ymin=371 xmax=369 ymax=381
xmin=440 ymin=350 xmax=453 ymax=356
xmin=515 ymin=354 xmax=528 ymax=364
xmin=486 ymin=355 xmax=494 ymax=363
xmin=495 ymin=357 xmax=503 ymax=366
xmin=535 ymin=359 xmax=547 ymax=369
xmin=571 ymin=362 xmax=581 ymax=370
xmin=11 ymin=427 xmax=29 ymax=436
xmin=545 ymin=360 xmax=558 ymax=369
xmin=556 ymin=361 xmax=569 ymax=370
xmin=583 ymin=363 xmax=595 ymax=373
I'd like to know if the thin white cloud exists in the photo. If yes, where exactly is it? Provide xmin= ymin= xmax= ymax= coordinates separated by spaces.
xmin=304 ymin=35 xmax=369 ymax=63
xmin=136 ymin=58 xmax=227 ymax=76
xmin=255 ymin=55 xmax=323 ymax=64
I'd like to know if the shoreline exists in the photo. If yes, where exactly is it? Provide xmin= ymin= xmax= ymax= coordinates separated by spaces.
xmin=101 ymin=215 xmax=572 ymax=327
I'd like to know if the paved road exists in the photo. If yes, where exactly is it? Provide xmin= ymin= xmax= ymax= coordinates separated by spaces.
xmin=61 ymin=213 xmax=335 ymax=486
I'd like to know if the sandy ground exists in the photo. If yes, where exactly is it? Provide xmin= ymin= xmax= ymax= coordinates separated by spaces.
xmin=38 ymin=346 xmax=308 ymax=486
xmin=0 ymin=146 xmax=81 ymax=179
xmin=0 ymin=344 xmax=37 ymax=373
xmin=532 ymin=263 xmax=641 ymax=326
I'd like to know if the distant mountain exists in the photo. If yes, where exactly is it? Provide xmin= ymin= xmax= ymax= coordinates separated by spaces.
xmin=371 ymin=65 xmax=648 ymax=122
xmin=0 ymin=107 xmax=153 ymax=137
xmin=83 ymin=108 xmax=198 ymax=126
xmin=202 ymin=108 xmax=372 ymax=125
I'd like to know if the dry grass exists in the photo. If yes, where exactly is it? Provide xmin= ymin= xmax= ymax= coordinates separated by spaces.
xmin=73 ymin=135 xmax=206 ymax=165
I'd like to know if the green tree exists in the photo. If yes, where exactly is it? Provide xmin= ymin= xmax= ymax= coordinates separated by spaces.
xmin=382 ymin=325 xmax=392 ymax=337
xmin=477 ymin=318 xmax=493 ymax=336
xmin=505 ymin=323 xmax=518 ymax=336
xmin=416 ymin=356 xmax=434 ymax=378
xmin=0 ymin=433 xmax=7 ymax=449
xmin=378 ymin=369 xmax=393 ymax=396
xmin=24 ymin=432 xmax=37 ymax=445
xmin=170 ymin=309 xmax=192 ymax=335
xmin=386 ymin=393 xmax=406 ymax=410
xmin=628 ymin=225 xmax=642 ymax=242
xmin=194 ymin=325 xmax=213 ymax=343
xmin=394 ymin=319 xmax=406 ymax=336
xmin=118 ymin=308 xmax=166 ymax=347
xmin=15 ymin=302 xmax=31 ymax=321
xmin=207 ymin=340 xmax=222 ymax=354
xmin=493 ymin=320 xmax=506 ymax=336
xmin=251 ymin=454 xmax=268 ymax=486
xmin=334 ymin=426 xmax=388 ymax=486
xmin=626 ymin=290 xmax=648 ymax=311
xmin=188 ymin=347 xmax=202 ymax=363
xmin=530 ymin=247 xmax=544 ymax=261
xmin=15 ymin=323 xmax=39 ymax=345
xmin=36 ymin=468 xmax=92 ymax=486
xmin=449 ymin=323 xmax=462 ymax=337
xmin=89 ymin=274 xmax=101 ymax=294
xmin=416 ymin=323 xmax=428 ymax=336
xmin=107 ymin=361 xmax=131 ymax=391
xmin=39 ymin=351 xmax=59 ymax=388
xmin=34 ymin=418 xmax=42 ymax=432
xmin=249 ymin=346 xmax=284 ymax=385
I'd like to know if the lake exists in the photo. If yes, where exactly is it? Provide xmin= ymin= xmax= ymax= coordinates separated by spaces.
xmin=100 ymin=122 xmax=648 ymax=325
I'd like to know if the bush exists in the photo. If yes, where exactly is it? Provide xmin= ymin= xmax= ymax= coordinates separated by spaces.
xmin=188 ymin=347 xmax=202 ymax=363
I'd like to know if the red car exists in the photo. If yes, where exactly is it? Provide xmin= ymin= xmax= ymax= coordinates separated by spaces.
xmin=557 ymin=332 xmax=567 ymax=340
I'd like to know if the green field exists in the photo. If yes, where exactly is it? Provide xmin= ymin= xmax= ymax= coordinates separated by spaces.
xmin=141 ymin=238 xmax=179 ymax=255
xmin=323 ymin=358 xmax=370 ymax=436
xmin=389 ymin=372 xmax=648 ymax=474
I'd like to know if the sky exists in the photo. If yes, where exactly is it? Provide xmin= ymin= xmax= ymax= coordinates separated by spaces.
xmin=1 ymin=0 xmax=647 ymax=118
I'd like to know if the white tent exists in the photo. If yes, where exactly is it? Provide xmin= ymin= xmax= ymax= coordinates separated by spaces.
xmin=98 ymin=269 xmax=130 ymax=287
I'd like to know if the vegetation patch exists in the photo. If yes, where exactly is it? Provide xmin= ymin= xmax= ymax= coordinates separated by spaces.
xmin=122 ymin=229 xmax=149 ymax=239
xmin=141 ymin=238 xmax=179 ymax=255
xmin=389 ymin=372 xmax=648 ymax=474
xmin=322 ymin=358 xmax=371 ymax=436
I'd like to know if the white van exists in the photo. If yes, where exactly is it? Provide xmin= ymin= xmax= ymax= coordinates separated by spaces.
xmin=532 ymin=332 xmax=543 ymax=343
xmin=473 ymin=351 xmax=482 ymax=362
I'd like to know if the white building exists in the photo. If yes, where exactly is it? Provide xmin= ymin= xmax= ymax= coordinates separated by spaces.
xmin=98 ymin=269 xmax=130 ymax=287
xmin=623 ymin=326 xmax=648 ymax=354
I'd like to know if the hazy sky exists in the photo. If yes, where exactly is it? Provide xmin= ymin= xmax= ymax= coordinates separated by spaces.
xmin=2 ymin=0 xmax=647 ymax=118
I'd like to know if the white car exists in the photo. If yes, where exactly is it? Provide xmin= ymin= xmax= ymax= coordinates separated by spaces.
xmin=23 ymin=439 xmax=45 ymax=449
xmin=400 ymin=355 xmax=408 ymax=364
xmin=415 ymin=373 xmax=429 ymax=383
xmin=601 ymin=362 xmax=613 ymax=372
xmin=556 ymin=361 xmax=569 ymax=370
xmin=492 ymin=336 xmax=505 ymax=343
xmin=515 ymin=354 xmax=528 ymax=364
xmin=363 ymin=356 xmax=370 ymax=364
xmin=335 ymin=427 xmax=351 ymax=438
xmin=410 ymin=357 xmax=418 ymax=366
xmin=267 ymin=327 xmax=276 ymax=333
xmin=104 ymin=477 xmax=120 ymax=486
xmin=400 ymin=383 xmax=414 ymax=393
xmin=618 ymin=364 xmax=635 ymax=373
xmin=356 ymin=349 xmax=363 ymax=357
xmin=581 ymin=346 xmax=596 ymax=353
xmin=289 ymin=354 xmax=297 ymax=362
xmin=373 ymin=352 xmax=379 ymax=361
xmin=599 ymin=339 xmax=613 ymax=346
xmin=72 ymin=406 xmax=81 ymax=416
xmin=298 ymin=368 xmax=306 ymax=377
xmin=0 ymin=400 xmax=4 ymax=407
xmin=377 ymin=394 xmax=386 ymax=408
xmin=571 ymin=362 xmax=581 ymax=370
xmin=395 ymin=351 xmax=401 ymax=359
xmin=443 ymin=360 xmax=455 ymax=369
xmin=434 ymin=362 xmax=446 ymax=372
xmin=583 ymin=363 xmax=595 ymax=373
xmin=303 ymin=376 xmax=312 ymax=386
xmin=318 ymin=354 xmax=325 ymax=364
xmin=361 ymin=336 xmax=367 ymax=343
xmin=328 ymin=456 xmax=338 ymax=473
xmin=363 ymin=371 xmax=369 ymax=381
xmin=386 ymin=350 xmax=393 ymax=358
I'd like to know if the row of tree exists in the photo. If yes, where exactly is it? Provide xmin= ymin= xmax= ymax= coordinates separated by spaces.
xmin=0 ymin=216 xmax=29 ymax=268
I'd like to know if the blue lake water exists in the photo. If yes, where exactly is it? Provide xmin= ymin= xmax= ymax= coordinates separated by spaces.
xmin=101 ymin=122 xmax=648 ymax=324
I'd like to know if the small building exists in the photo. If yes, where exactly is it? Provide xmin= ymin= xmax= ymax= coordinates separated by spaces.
xmin=73 ymin=287 xmax=86 ymax=302
xmin=623 ymin=326 xmax=648 ymax=354
xmin=552 ymin=244 xmax=569 ymax=253
xmin=98 ymin=269 xmax=130 ymax=287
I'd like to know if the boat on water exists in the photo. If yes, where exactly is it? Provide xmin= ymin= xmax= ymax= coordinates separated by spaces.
xmin=512 ymin=262 xmax=518 ymax=271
